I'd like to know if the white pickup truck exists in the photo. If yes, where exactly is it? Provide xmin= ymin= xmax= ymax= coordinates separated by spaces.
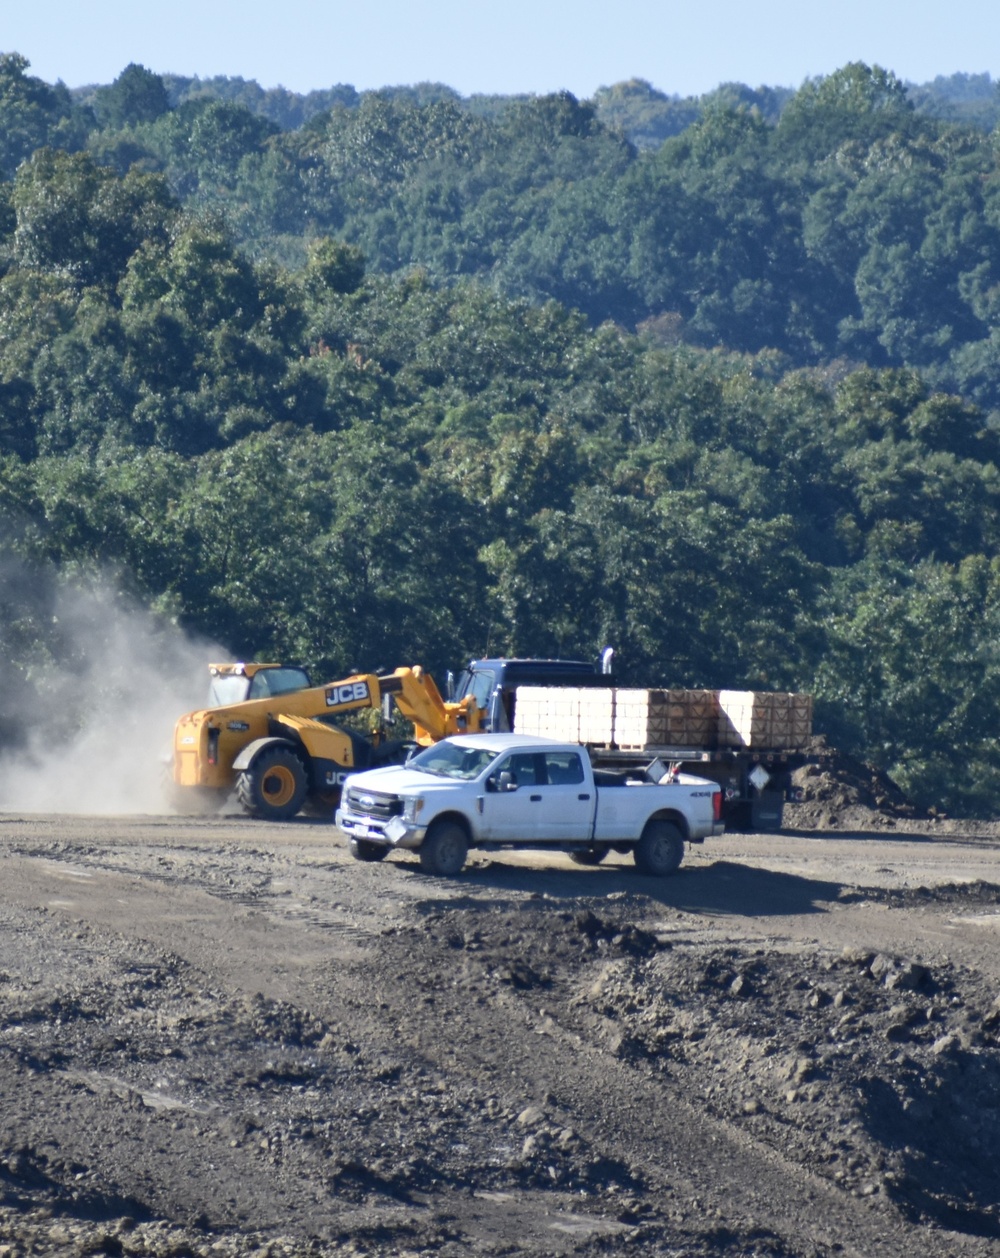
xmin=335 ymin=733 xmax=724 ymax=876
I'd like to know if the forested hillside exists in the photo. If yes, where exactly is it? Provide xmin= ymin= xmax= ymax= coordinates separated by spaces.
xmin=3 ymin=51 xmax=1000 ymax=814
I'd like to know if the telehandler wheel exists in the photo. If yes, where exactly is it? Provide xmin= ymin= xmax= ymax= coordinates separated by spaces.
xmin=569 ymin=845 xmax=610 ymax=866
xmin=634 ymin=820 xmax=684 ymax=876
xmin=418 ymin=820 xmax=468 ymax=876
xmin=349 ymin=838 xmax=389 ymax=862
xmin=235 ymin=746 xmax=308 ymax=820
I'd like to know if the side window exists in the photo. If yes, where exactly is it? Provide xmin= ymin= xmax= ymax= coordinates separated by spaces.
xmin=543 ymin=752 xmax=584 ymax=786
xmin=507 ymin=753 xmax=540 ymax=786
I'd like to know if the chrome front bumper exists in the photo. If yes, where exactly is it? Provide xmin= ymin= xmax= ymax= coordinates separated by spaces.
xmin=335 ymin=809 xmax=428 ymax=850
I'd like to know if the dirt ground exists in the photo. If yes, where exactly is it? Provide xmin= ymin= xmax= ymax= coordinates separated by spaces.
xmin=2 ymin=793 xmax=1000 ymax=1257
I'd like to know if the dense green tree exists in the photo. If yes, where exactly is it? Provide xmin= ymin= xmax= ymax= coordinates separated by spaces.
xmin=92 ymin=63 xmax=170 ymax=129
xmin=0 ymin=53 xmax=89 ymax=180
xmin=815 ymin=555 xmax=1000 ymax=814
xmin=775 ymin=62 xmax=919 ymax=168
xmin=12 ymin=149 xmax=176 ymax=289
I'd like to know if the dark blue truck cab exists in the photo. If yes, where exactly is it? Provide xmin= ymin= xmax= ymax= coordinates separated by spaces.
xmin=449 ymin=652 xmax=615 ymax=733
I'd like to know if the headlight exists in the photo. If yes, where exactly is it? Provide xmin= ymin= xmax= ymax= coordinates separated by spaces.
xmin=404 ymin=796 xmax=424 ymax=821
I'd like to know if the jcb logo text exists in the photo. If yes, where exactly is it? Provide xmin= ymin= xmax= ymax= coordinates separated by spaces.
xmin=326 ymin=681 xmax=370 ymax=707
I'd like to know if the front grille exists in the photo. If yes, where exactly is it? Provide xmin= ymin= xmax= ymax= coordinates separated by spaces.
xmin=345 ymin=788 xmax=403 ymax=820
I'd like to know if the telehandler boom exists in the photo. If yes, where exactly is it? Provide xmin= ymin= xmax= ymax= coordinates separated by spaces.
xmin=171 ymin=662 xmax=481 ymax=820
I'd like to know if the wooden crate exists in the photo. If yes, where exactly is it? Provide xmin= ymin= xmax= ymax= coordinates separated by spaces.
xmin=717 ymin=690 xmax=813 ymax=750
xmin=613 ymin=688 xmax=720 ymax=749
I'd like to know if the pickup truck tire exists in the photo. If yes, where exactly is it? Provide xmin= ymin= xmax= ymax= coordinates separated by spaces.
xmin=634 ymin=820 xmax=684 ymax=876
xmin=419 ymin=821 xmax=469 ymax=876
xmin=348 ymin=838 xmax=389 ymax=863
xmin=235 ymin=746 xmax=308 ymax=820
xmin=569 ymin=845 xmax=610 ymax=866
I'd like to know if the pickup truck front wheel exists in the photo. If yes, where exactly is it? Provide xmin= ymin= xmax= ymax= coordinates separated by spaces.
xmin=419 ymin=820 xmax=469 ymax=876
xmin=634 ymin=820 xmax=684 ymax=876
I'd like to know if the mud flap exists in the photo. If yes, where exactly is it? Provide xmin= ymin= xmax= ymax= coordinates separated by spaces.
xmin=751 ymin=789 xmax=785 ymax=831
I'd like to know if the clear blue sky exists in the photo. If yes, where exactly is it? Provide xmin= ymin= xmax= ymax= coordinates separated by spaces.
xmin=5 ymin=0 xmax=1000 ymax=98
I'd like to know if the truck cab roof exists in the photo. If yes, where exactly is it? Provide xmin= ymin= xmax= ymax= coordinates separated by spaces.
xmin=464 ymin=657 xmax=609 ymax=685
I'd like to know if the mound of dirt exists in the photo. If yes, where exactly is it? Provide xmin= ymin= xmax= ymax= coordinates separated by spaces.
xmin=576 ymin=908 xmax=1000 ymax=1237
xmin=784 ymin=738 xmax=923 ymax=830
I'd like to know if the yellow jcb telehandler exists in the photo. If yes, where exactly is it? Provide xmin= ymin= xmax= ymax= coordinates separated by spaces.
xmin=170 ymin=662 xmax=481 ymax=820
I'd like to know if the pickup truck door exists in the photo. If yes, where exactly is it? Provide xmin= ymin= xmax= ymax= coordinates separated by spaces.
xmin=479 ymin=751 xmax=594 ymax=842
xmin=537 ymin=750 xmax=595 ymax=840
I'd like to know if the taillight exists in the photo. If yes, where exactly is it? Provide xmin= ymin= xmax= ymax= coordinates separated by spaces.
xmin=207 ymin=727 xmax=220 ymax=767
xmin=713 ymin=789 xmax=722 ymax=822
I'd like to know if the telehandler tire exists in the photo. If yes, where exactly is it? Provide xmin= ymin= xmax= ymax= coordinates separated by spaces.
xmin=235 ymin=746 xmax=308 ymax=820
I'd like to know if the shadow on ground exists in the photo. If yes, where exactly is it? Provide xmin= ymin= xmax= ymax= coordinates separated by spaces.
xmin=402 ymin=856 xmax=846 ymax=918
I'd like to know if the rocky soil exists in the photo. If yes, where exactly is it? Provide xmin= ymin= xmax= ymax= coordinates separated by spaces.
xmin=1 ymin=800 xmax=1000 ymax=1257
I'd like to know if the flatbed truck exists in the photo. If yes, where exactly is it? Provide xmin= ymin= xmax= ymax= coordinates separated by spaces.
xmin=447 ymin=654 xmax=819 ymax=831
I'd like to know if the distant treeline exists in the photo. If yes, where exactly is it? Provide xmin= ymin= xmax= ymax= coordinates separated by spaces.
xmin=67 ymin=67 xmax=1000 ymax=145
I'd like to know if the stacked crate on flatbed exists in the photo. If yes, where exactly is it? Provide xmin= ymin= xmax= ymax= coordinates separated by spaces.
xmin=612 ymin=688 xmax=719 ymax=750
xmin=514 ymin=686 xmax=616 ymax=744
xmin=578 ymin=687 xmax=615 ymax=744
xmin=717 ymin=690 xmax=813 ymax=750
xmin=515 ymin=684 xmax=813 ymax=752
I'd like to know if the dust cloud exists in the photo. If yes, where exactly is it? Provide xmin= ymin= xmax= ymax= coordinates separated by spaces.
xmin=0 ymin=565 xmax=226 ymax=815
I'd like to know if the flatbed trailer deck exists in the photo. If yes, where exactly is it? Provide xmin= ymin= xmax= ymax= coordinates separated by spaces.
xmin=589 ymin=744 xmax=825 ymax=830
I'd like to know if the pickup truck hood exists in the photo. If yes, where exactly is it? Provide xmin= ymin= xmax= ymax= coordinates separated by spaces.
xmin=346 ymin=765 xmax=464 ymax=796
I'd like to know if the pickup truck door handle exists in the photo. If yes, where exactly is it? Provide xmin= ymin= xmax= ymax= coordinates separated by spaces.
xmin=578 ymin=793 xmax=591 ymax=801
xmin=530 ymin=794 xmax=542 ymax=802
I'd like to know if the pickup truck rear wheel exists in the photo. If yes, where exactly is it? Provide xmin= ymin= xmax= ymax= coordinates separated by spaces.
xmin=349 ymin=838 xmax=389 ymax=863
xmin=569 ymin=845 xmax=610 ymax=866
xmin=634 ymin=820 xmax=684 ymax=876
xmin=419 ymin=820 xmax=468 ymax=876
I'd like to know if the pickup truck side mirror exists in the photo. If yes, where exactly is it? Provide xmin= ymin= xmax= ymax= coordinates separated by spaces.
xmin=496 ymin=769 xmax=518 ymax=792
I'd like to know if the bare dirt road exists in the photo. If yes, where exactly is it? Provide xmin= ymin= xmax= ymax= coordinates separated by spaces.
xmin=2 ymin=810 xmax=1000 ymax=1257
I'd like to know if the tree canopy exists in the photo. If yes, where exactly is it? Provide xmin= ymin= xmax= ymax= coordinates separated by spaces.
xmin=2 ymin=55 xmax=1000 ymax=814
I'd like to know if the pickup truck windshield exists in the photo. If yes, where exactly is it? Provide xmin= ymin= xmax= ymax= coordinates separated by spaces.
xmin=408 ymin=742 xmax=501 ymax=779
